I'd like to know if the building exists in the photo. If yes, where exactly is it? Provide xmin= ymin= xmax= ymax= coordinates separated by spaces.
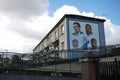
xmin=33 ymin=14 xmax=106 ymax=59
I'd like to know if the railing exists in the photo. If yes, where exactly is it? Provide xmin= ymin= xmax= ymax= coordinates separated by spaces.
xmin=99 ymin=59 xmax=120 ymax=80
xmin=0 ymin=44 xmax=120 ymax=77
xmin=0 ymin=45 xmax=120 ymax=67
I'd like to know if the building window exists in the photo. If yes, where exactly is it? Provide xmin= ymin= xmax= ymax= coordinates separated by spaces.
xmin=47 ymin=37 xmax=49 ymax=45
xmin=61 ymin=42 xmax=64 ymax=50
xmin=42 ymin=44 xmax=44 ymax=49
xmin=49 ymin=35 xmax=52 ymax=43
xmin=55 ymin=31 xmax=57 ymax=39
xmin=61 ymin=25 xmax=64 ymax=35
xmin=55 ymin=31 xmax=58 ymax=40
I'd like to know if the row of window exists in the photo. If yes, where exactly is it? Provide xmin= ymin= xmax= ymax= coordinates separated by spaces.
xmin=61 ymin=25 xmax=64 ymax=34
xmin=61 ymin=25 xmax=65 ymax=50
xmin=54 ymin=25 xmax=65 ymax=39
xmin=34 ymin=25 xmax=65 ymax=52
xmin=40 ymin=25 xmax=65 ymax=50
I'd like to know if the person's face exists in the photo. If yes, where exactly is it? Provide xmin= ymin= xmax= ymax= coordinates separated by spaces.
xmin=92 ymin=40 xmax=97 ymax=48
xmin=86 ymin=26 xmax=91 ymax=34
xmin=73 ymin=24 xmax=80 ymax=33
xmin=73 ymin=42 xmax=78 ymax=48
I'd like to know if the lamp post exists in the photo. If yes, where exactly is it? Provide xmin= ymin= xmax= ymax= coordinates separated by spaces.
xmin=5 ymin=49 xmax=7 ymax=58
xmin=5 ymin=49 xmax=8 ymax=67
xmin=1 ymin=52 xmax=4 ymax=73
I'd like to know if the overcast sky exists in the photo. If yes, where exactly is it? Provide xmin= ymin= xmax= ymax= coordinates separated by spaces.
xmin=0 ymin=0 xmax=120 ymax=53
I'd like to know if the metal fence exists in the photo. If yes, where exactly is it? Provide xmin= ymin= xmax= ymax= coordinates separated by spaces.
xmin=0 ymin=44 xmax=120 ymax=78
xmin=99 ymin=59 xmax=120 ymax=80
xmin=0 ymin=51 xmax=81 ymax=77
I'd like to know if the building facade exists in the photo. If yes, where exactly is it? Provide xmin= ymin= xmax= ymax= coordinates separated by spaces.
xmin=33 ymin=14 xmax=106 ymax=59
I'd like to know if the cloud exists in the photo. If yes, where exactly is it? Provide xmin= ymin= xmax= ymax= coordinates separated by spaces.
xmin=8 ymin=20 xmax=43 ymax=40
xmin=52 ymin=5 xmax=120 ymax=45
xmin=0 ymin=5 xmax=120 ymax=53
xmin=104 ymin=19 xmax=120 ymax=45
xmin=52 ymin=5 xmax=95 ymax=24
xmin=81 ymin=12 xmax=95 ymax=17
xmin=53 ymin=5 xmax=80 ymax=21
xmin=7 ymin=14 xmax=54 ymax=40
xmin=95 ymin=16 xmax=120 ymax=45
xmin=0 ymin=0 xmax=49 ymax=19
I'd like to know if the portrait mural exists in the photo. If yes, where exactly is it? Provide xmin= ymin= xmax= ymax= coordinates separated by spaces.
xmin=69 ymin=20 xmax=100 ymax=50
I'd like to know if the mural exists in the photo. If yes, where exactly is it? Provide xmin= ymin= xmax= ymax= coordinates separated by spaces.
xmin=69 ymin=20 xmax=100 ymax=50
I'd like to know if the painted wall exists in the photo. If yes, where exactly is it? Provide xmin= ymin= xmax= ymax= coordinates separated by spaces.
xmin=66 ymin=18 xmax=106 ymax=59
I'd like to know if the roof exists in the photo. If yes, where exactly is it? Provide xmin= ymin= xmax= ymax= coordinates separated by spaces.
xmin=33 ymin=14 xmax=106 ymax=51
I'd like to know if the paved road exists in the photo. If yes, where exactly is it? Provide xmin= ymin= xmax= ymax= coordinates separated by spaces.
xmin=0 ymin=74 xmax=80 ymax=80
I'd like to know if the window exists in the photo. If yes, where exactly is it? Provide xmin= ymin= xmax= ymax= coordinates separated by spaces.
xmin=61 ymin=42 xmax=64 ymax=50
xmin=49 ymin=35 xmax=52 ymax=43
xmin=55 ymin=31 xmax=58 ymax=40
xmin=42 ymin=44 xmax=44 ymax=49
xmin=47 ymin=37 xmax=49 ymax=45
xmin=61 ymin=25 xmax=64 ymax=34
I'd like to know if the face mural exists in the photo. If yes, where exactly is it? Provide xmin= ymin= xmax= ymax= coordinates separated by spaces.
xmin=69 ymin=20 xmax=100 ymax=50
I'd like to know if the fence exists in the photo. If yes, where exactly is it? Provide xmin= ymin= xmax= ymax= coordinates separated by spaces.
xmin=99 ymin=59 xmax=120 ymax=80
xmin=0 ymin=52 xmax=82 ymax=77
xmin=0 ymin=45 xmax=120 ymax=80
